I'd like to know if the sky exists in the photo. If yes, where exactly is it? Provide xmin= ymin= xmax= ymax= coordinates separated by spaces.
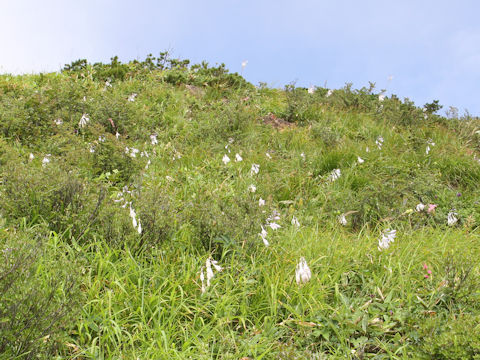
xmin=1 ymin=0 xmax=479 ymax=115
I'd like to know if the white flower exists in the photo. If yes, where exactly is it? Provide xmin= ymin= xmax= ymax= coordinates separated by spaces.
xmin=357 ymin=156 xmax=364 ymax=164
xmin=426 ymin=139 xmax=435 ymax=154
xmin=308 ymin=86 xmax=315 ymax=94
xmin=137 ymin=220 xmax=142 ymax=234
xmin=248 ymin=184 xmax=256 ymax=193
xmin=447 ymin=211 xmax=458 ymax=226
xmin=266 ymin=210 xmax=281 ymax=222
xmin=258 ymin=198 xmax=265 ymax=207
xmin=250 ymin=163 xmax=260 ymax=175
xmin=295 ymin=257 xmax=312 ymax=285
xmin=328 ymin=168 xmax=341 ymax=182
xmin=222 ymin=154 xmax=230 ymax=165
xmin=42 ymin=154 xmax=51 ymax=166
xmin=145 ymin=159 xmax=151 ymax=169
xmin=204 ymin=257 xmax=222 ymax=288
xmin=291 ymin=216 xmax=300 ymax=227
xmin=205 ymin=259 xmax=214 ymax=287
xmin=79 ymin=114 xmax=90 ymax=128
xmin=235 ymin=153 xmax=243 ymax=162
xmin=339 ymin=214 xmax=347 ymax=226
xmin=211 ymin=259 xmax=223 ymax=272
xmin=259 ymin=225 xmax=269 ymax=246
xmin=128 ymin=93 xmax=137 ymax=102
xmin=378 ymin=94 xmax=385 ymax=101
xmin=326 ymin=89 xmax=333 ymax=97
xmin=125 ymin=147 xmax=140 ymax=158
xmin=266 ymin=152 xmax=272 ymax=159
xmin=89 ymin=145 xmax=95 ymax=153
xmin=115 ymin=132 xmax=120 ymax=139
xmin=300 ymin=152 xmax=306 ymax=161
xmin=268 ymin=222 xmax=281 ymax=230
xmin=376 ymin=136 xmax=384 ymax=150
xmin=98 ymin=135 xmax=105 ymax=142
xmin=366 ymin=146 xmax=370 ymax=153
xmin=29 ymin=153 xmax=34 ymax=161
xmin=130 ymin=205 xmax=137 ymax=229
xmin=378 ymin=229 xmax=396 ymax=250
xmin=200 ymin=269 xmax=206 ymax=293
xmin=54 ymin=118 xmax=63 ymax=125
xmin=166 ymin=175 xmax=174 ymax=182
xmin=105 ymin=80 xmax=112 ymax=88
xmin=416 ymin=203 xmax=425 ymax=212
xmin=150 ymin=134 xmax=158 ymax=145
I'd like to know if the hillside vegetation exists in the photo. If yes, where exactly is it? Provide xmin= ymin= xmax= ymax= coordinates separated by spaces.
xmin=1 ymin=54 xmax=480 ymax=359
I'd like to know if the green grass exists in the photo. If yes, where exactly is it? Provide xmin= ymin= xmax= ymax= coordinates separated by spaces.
xmin=1 ymin=56 xmax=480 ymax=359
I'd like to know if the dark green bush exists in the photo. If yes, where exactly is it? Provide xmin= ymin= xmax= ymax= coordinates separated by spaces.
xmin=0 ymin=225 xmax=81 ymax=358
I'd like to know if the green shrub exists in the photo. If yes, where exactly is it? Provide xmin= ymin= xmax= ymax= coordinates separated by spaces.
xmin=0 ymin=225 xmax=81 ymax=358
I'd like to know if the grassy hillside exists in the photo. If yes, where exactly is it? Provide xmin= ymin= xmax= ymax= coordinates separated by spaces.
xmin=1 ymin=55 xmax=480 ymax=359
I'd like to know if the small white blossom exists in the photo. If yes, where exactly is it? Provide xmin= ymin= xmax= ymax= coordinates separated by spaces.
xmin=268 ymin=222 xmax=281 ymax=230
xmin=235 ymin=153 xmax=243 ymax=162
xmin=339 ymin=214 xmax=347 ymax=226
xmin=42 ymin=154 xmax=51 ymax=167
xmin=378 ymin=229 xmax=396 ymax=250
xmin=129 ymin=205 xmax=137 ymax=229
xmin=250 ymin=163 xmax=260 ymax=175
xmin=211 ymin=259 xmax=223 ymax=272
xmin=426 ymin=139 xmax=435 ymax=154
xmin=29 ymin=153 xmax=34 ymax=161
xmin=205 ymin=259 xmax=214 ymax=287
xmin=326 ymin=89 xmax=333 ymax=97
xmin=295 ymin=257 xmax=312 ymax=285
xmin=204 ymin=257 xmax=222 ymax=289
xmin=447 ymin=211 xmax=458 ymax=226
xmin=128 ymin=93 xmax=137 ymax=102
xmin=291 ymin=216 xmax=300 ymax=227
xmin=200 ymin=269 xmax=206 ymax=293
xmin=258 ymin=198 xmax=266 ymax=207
xmin=259 ymin=225 xmax=269 ymax=246
xmin=300 ymin=152 xmax=306 ymax=161
xmin=248 ymin=184 xmax=256 ymax=193
xmin=366 ymin=146 xmax=370 ymax=153
xmin=328 ymin=168 xmax=341 ymax=182
xmin=115 ymin=132 xmax=120 ymax=139
xmin=166 ymin=175 xmax=174 ymax=182
xmin=145 ymin=159 xmax=151 ymax=169
xmin=98 ymin=135 xmax=105 ymax=142
xmin=150 ymin=134 xmax=158 ymax=145
xmin=266 ymin=210 xmax=281 ymax=222
xmin=357 ymin=156 xmax=364 ymax=164
xmin=266 ymin=152 xmax=272 ymax=159
xmin=54 ymin=118 xmax=63 ymax=125
xmin=89 ymin=145 xmax=95 ymax=153
xmin=222 ymin=154 xmax=230 ymax=165
xmin=376 ymin=136 xmax=384 ymax=150
xmin=308 ymin=86 xmax=315 ymax=94
xmin=79 ymin=114 xmax=90 ymax=128
xmin=378 ymin=94 xmax=385 ymax=101
xmin=416 ymin=203 xmax=425 ymax=212
xmin=137 ymin=220 xmax=142 ymax=234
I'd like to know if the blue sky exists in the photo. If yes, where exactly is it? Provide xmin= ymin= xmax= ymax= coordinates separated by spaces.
xmin=1 ymin=0 xmax=479 ymax=115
